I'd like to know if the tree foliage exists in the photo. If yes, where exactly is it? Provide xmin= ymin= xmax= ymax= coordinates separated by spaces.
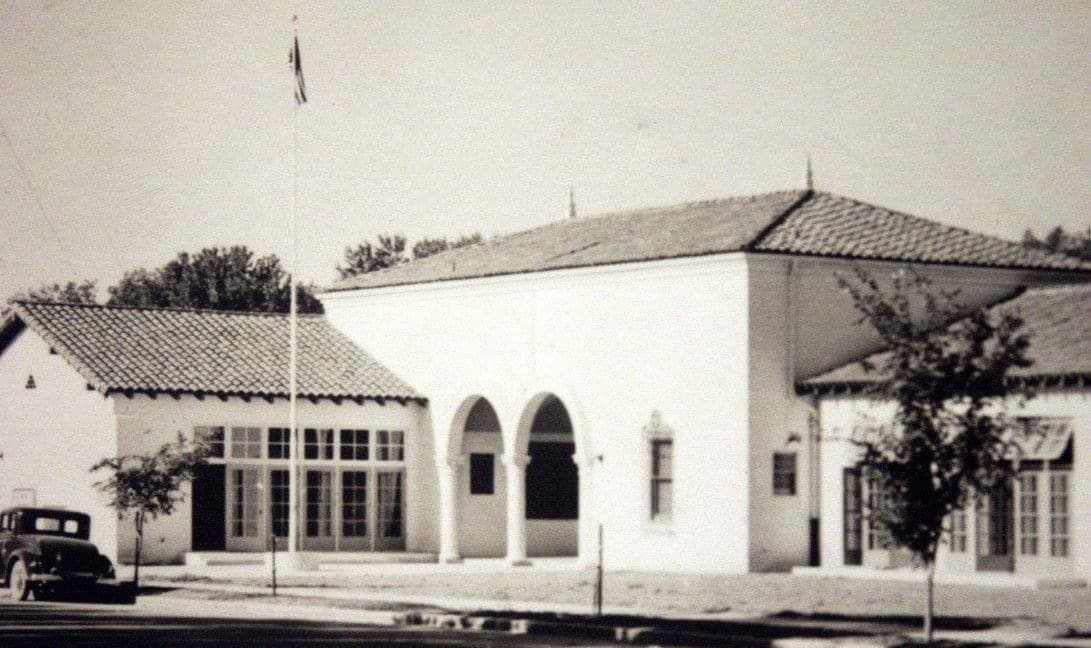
xmin=7 ymin=280 xmax=98 ymax=306
xmin=107 ymin=246 xmax=323 ymax=313
xmin=337 ymin=233 xmax=484 ymax=278
xmin=91 ymin=433 xmax=209 ymax=590
xmin=412 ymin=233 xmax=482 ymax=260
xmin=838 ymin=267 xmax=1033 ymax=640
xmin=336 ymin=234 xmax=408 ymax=278
xmin=1022 ymin=226 xmax=1091 ymax=261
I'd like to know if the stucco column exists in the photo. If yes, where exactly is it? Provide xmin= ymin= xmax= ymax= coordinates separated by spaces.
xmin=437 ymin=454 xmax=464 ymax=564
xmin=502 ymin=453 xmax=532 ymax=566
xmin=574 ymin=454 xmax=598 ymax=568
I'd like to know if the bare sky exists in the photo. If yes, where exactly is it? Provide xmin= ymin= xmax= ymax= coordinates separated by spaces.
xmin=1 ymin=1 xmax=1087 ymax=300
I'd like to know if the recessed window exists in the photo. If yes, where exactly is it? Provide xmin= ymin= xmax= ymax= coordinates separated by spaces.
xmin=376 ymin=430 xmax=405 ymax=461
xmin=773 ymin=452 xmax=797 ymax=496
xmin=230 ymin=427 xmax=261 ymax=459
xmin=304 ymin=428 xmax=334 ymax=460
xmin=339 ymin=429 xmax=369 ymax=460
xmin=195 ymin=426 xmax=225 ymax=458
xmin=650 ymin=439 xmax=672 ymax=522
xmin=268 ymin=427 xmax=291 ymax=459
xmin=469 ymin=453 xmax=495 ymax=495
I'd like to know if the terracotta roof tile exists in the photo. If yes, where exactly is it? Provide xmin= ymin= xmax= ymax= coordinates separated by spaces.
xmin=6 ymin=301 xmax=421 ymax=401
xmin=326 ymin=191 xmax=1086 ymax=292
xmin=802 ymin=282 xmax=1091 ymax=389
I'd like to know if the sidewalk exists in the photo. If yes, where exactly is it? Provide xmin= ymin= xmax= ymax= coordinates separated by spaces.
xmin=140 ymin=576 xmax=1091 ymax=647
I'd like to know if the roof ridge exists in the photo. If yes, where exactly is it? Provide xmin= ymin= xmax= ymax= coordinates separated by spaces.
xmin=13 ymin=300 xmax=325 ymax=318
xmin=743 ymin=189 xmax=814 ymax=251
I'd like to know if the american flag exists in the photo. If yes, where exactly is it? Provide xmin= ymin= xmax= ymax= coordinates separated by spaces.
xmin=289 ymin=21 xmax=307 ymax=105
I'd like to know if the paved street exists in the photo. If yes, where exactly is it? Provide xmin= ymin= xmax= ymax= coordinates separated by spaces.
xmin=0 ymin=598 xmax=627 ymax=648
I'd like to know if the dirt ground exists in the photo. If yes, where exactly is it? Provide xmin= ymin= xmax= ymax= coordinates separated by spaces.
xmin=166 ymin=569 xmax=1091 ymax=632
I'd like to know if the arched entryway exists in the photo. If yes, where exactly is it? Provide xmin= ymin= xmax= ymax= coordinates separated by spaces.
xmin=516 ymin=394 xmax=579 ymax=558
xmin=456 ymin=397 xmax=507 ymax=558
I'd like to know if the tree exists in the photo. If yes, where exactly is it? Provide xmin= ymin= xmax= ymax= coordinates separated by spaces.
xmin=7 ymin=280 xmax=98 ymax=305
xmin=107 ymin=246 xmax=323 ymax=313
xmin=412 ymin=233 xmax=482 ymax=260
xmin=91 ymin=434 xmax=208 ymax=592
xmin=336 ymin=234 xmax=408 ymax=278
xmin=1022 ymin=226 xmax=1091 ymax=261
xmin=837 ymin=267 xmax=1032 ymax=643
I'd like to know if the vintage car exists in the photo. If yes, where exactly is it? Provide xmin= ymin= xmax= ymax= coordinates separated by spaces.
xmin=0 ymin=507 xmax=117 ymax=601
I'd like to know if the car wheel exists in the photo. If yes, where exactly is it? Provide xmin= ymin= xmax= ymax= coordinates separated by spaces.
xmin=8 ymin=559 xmax=32 ymax=601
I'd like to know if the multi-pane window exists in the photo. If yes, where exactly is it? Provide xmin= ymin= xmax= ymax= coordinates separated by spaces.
xmin=230 ymin=427 xmax=262 ymax=459
xmin=1018 ymin=474 xmax=1038 ymax=556
xmin=339 ymin=429 xmax=369 ymax=460
xmin=376 ymin=430 xmax=405 ymax=461
xmin=866 ymin=474 xmax=889 ymax=550
xmin=650 ymin=439 xmax=673 ymax=521
xmin=1049 ymin=473 xmax=1070 ymax=557
xmin=773 ymin=452 xmax=797 ymax=496
xmin=195 ymin=426 xmax=225 ymax=458
xmin=470 ymin=453 xmax=495 ymax=495
xmin=949 ymin=508 xmax=967 ymax=553
xmin=270 ymin=469 xmax=289 ymax=538
xmin=378 ymin=471 xmax=404 ymax=538
xmin=268 ymin=428 xmax=291 ymax=459
xmin=342 ymin=471 xmax=368 ymax=537
xmin=304 ymin=428 xmax=334 ymax=460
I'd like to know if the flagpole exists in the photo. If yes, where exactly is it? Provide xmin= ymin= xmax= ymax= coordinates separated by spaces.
xmin=286 ymin=14 xmax=301 ymax=556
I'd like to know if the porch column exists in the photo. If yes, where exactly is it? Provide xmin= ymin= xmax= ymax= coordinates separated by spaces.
xmin=574 ymin=454 xmax=598 ymax=568
xmin=503 ymin=453 xmax=532 ymax=566
xmin=437 ymin=454 xmax=464 ymax=563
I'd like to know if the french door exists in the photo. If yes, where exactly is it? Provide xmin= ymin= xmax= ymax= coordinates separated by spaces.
xmin=976 ymin=482 xmax=1014 ymax=572
xmin=303 ymin=469 xmax=335 ymax=550
xmin=374 ymin=470 xmax=406 ymax=551
xmin=226 ymin=467 xmax=263 ymax=551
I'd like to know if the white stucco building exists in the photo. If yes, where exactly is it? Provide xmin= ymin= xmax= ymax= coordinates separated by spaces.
xmin=320 ymin=189 xmax=1089 ymax=573
xmin=802 ymin=283 xmax=1090 ymax=585
xmin=2 ymin=189 xmax=1088 ymax=578
xmin=0 ymin=302 xmax=433 ymax=565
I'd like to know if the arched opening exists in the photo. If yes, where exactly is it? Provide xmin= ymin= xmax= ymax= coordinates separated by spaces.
xmin=522 ymin=395 xmax=578 ymax=557
xmin=457 ymin=397 xmax=507 ymax=557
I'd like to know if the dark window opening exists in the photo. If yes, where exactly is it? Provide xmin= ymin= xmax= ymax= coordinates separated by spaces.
xmin=469 ymin=453 xmax=495 ymax=495
xmin=526 ymin=442 xmax=578 ymax=519
xmin=773 ymin=452 xmax=797 ymax=496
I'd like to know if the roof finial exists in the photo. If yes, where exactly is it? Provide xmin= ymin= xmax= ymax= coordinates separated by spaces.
xmin=805 ymin=154 xmax=814 ymax=191
xmin=569 ymin=185 xmax=577 ymax=219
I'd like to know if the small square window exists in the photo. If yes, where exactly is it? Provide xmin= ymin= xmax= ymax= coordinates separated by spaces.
xmin=268 ymin=428 xmax=291 ymax=459
xmin=195 ymin=426 xmax=225 ymax=458
xmin=376 ymin=430 xmax=405 ymax=461
xmin=773 ymin=452 xmax=797 ymax=496
xmin=339 ymin=429 xmax=369 ymax=460
xmin=230 ymin=427 xmax=261 ymax=459
xmin=304 ymin=428 xmax=334 ymax=460
xmin=469 ymin=453 xmax=495 ymax=495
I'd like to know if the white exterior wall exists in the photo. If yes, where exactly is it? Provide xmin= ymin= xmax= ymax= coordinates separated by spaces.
xmin=112 ymin=393 xmax=435 ymax=564
xmin=815 ymin=390 xmax=1089 ymax=583
xmin=458 ymin=431 xmax=506 ymax=558
xmin=323 ymin=254 xmax=755 ymax=573
xmin=0 ymin=329 xmax=119 ymax=562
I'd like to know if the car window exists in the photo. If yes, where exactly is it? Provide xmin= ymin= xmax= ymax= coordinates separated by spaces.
xmin=34 ymin=517 xmax=62 ymax=532
xmin=0 ymin=514 xmax=7 ymax=531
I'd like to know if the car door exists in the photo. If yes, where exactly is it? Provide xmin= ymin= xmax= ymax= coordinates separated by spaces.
xmin=0 ymin=512 xmax=12 ymax=583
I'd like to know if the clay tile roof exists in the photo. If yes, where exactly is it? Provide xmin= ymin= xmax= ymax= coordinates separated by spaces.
xmin=4 ymin=301 xmax=421 ymax=402
xmin=801 ymin=282 xmax=1091 ymax=390
xmin=326 ymin=190 xmax=1087 ymax=292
